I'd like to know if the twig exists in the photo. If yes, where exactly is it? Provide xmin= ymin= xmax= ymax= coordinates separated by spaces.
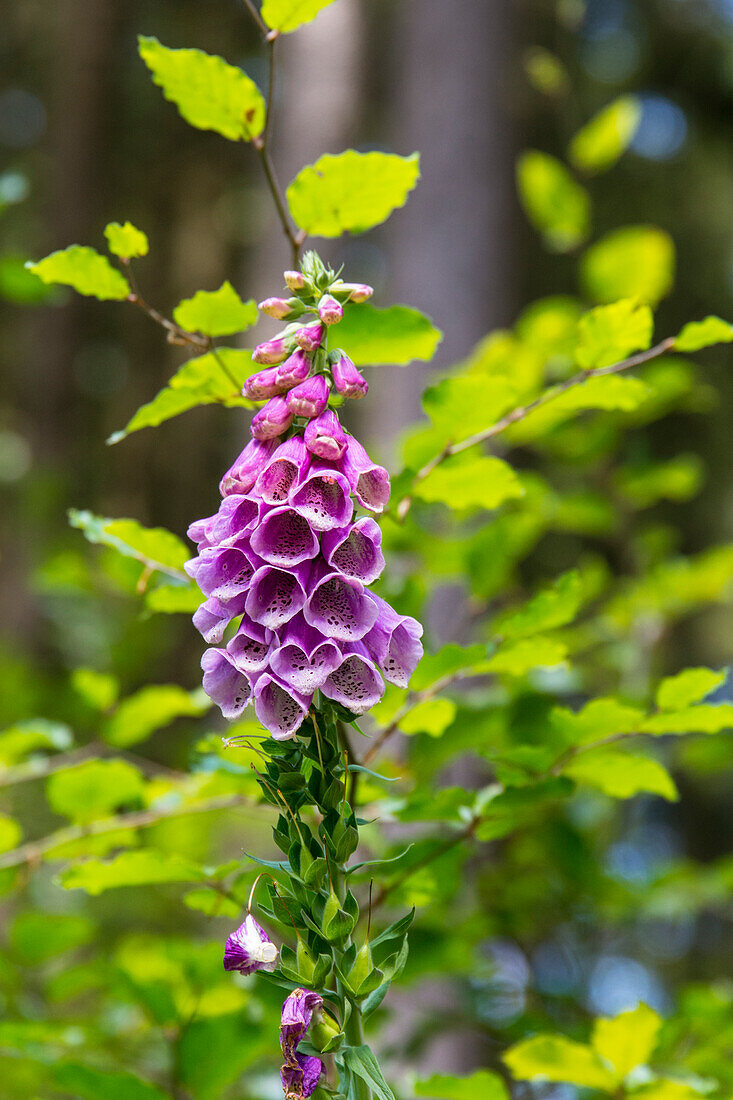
xmin=362 ymin=669 xmax=477 ymax=765
xmin=242 ymin=0 xmax=269 ymax=36
xmin=369 ymin=819 xmax=479 ymax=913
xmin=396 ymin=336 xmax=677 ymax=521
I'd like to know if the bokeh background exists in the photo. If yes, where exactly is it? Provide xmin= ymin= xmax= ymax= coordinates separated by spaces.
xmin=2 ymin=0 xmax=733 ymax=1094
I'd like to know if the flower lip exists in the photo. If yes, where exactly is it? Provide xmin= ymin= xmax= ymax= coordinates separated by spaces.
xmin=249 ymin=506 xmax=320 ymax=568
xmin=304 ymin=571 xmax=379 ymax=641
xmin=201 ymin=647 xmax=254 ymax=720
xmin=245 ymin=563 xmax=309 ymax=630
xmin=224 ymin=913 xmax=278 ymax=974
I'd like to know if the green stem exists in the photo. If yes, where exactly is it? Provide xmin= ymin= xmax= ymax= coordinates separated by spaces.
xmin=344 ymin=1002 xmax=372 ymax=1100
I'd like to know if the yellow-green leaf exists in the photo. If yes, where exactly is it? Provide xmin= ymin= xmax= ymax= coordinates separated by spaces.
xmin=415 ymin=454 xmax=524 ymax=512
xmin=287 ymin=150 xmax=420 ymax=237
xmin=145 ymin=582 xmax=202 ymax=614
xmin=105 ymin=685 xmax=210 ymax=748
xmin=261 ymin=0 xmax=337 ymax=33
xmin=641 ymin=704 xmax=733 ymax=736
xmin=569 ymin=96 xmax=641 ymax=174
xmin=71 ymin=668 xmax=119 ymax=711
xmin=563 ymin=747 xmax=678 ymax=801
xmin=575 ymin=299 xmax=653 ymax=370
xmin=591 ymin=1004 xmax=662 ymax=1079
xmin=53 ymin=1064 xmax=168 ymax=1100
xmin=400 ymin=698 xmax=457 ymax=738
xmin=172 ymin=281 xmax=257 ymax=337
xmin=523 ymin=47 xmax=569 ymax=97
xmin=656 ymin=668 xmax=726 ymax=711
xmin=10 ymin=912 xmax=94 ymax=964
xmin=494 ymin=570 xmax=583 ymax=640
xmin=27 ymin=246 xmax=129 ymax=301
xmin=138 ymin=36 xmax=265 ymax=141
xmin=104 ymin=221 xmax=149 ymax=259
xmin=581 ymin=225 xmax=675 ymax=304
xmin=674 ymin=315 xmax=733 ymax=352
xmin=58 ymin=849 xmax=207 ymax=894
xmin=47 ymin=759 xmax=145 ymax=824
xmin=415 ymin=1070 xmax=509 ymax=1100
xmin=516 ymin=150 xmax=591 ymax=252
xmin=485 ymin=636 xmax=568 ymax=676
xmin=504 ymin=1034 xmax=617 ymax=1091
xmin=336 ymin=303 xmax=442 ymax=366
xmin=0 ymin=813 xmax=22 ymax=853
xmin=69 ymin=509 xmax=190 ymax=578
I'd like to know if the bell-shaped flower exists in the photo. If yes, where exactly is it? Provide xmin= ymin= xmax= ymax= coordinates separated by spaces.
xmin=255 ymin=435 xmax=311 ymax=505
xmin=276 ymin=348 xmax=311 ymax=390
xmin=254 ymin=674 xmax=311 ymax=739
xmin=331 ymin=352 xmax=368 ymax=399
xmin=252 ymin=335 xmax=293 ymax=365
xmin=304 ymin=572 xmax=379 ymax=641
xmin=286 ymin=375 xmax=329 ymax=419
xmin=242 ymin=366 xmax=285 ymax=400
xmin=304 ymin=409 xmax=347 ymax=461
xmin=251 ymin=396 xmax=294 ymax=441
xmin=250 ymin=506 xmax=320 ymax=568
xmin=193 ymin=593 xmax=248 ymax=645
xmin=317 ymin=294 xmax=343 ymax=325
xmin=294 ymin=321 xmax=324 ymax=351
xmin=321 ymin=517 xmax=384 ymax=584
xmin=226 ymin=617 xmax=273 ymax=674
xmin=341 ymin=435 xmax=390 ymax=512
xmin=201 ymin=648 xmax=254 ymax=720
xmin=321 ymin=644 xmax=385 ymax=713
xmin=224 ymin=913 xmax=278 ymax=974
xmin=289 ymin=465 xmax=354 ymax=531
xmin=245 ymin=563 xmax=309 ymax=630
xmin=363 ymin=594 xmax=424 ymax=688
xmin=270 ymin=616 xmax=342 ymax=694
xmin=219 ymin=438 xmax=278 ymax=496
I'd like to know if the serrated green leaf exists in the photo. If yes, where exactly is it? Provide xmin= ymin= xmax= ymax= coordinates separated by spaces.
xmin=138 ymin=36 xmax=265 ymax=141
xmin=591 ymin=1004 xmax=662 ymax=1078
xmin=494 ymin=569 xmax=583 ymax=640
xmin=674 ymin=315 xmax=733 ymax=352
xmin=0 ymin=719 xmax=73 ymax=766
xmin=58 ymin=848 xmax=207 ymax=894
xmin=261 ymin=0 xmax=337 ymax=32
xmin=145 ymin=582 xmax=202 ymax=614
xmin=69 ymin=509 xmax=190 ymax=578
xmin=415 ymin=454 xmax=523 ymax=512
xmin=516 ymin=150 xmax=591 ymax=251
xmin=173 ymin=281 xmax=257 ymax=337
xmin=656 ymin=669 xmax=726 ymax=711
xmin=47 ymin=759 xmax=145 ymax=823
xmin=485 ymin=636 xmax=568 ymax=675
xmin=516 ymin=295 xmax=584 ymax=360
xmin=0 ymin=813 xmax=22 ymax=853
xmin=563 ymin=747 xmax=678 ymax=801
xmin=27 ymin=245 xmax=129 ymax=300
xmin=105 ymin=685 xmax=210 ymax=747
xmin=415 ymin=1070 xmax=509 ymax=1100
xmin=551 ymin=697 xmax=645 ymax=747
xmin=504 ymin=1034 xmax=617 ymax=1091
xmin=641 ymin=704 xmax=733 ymax=736
xmin=108 ymin=347 xmax=256 ymax=443
xmin=575 ymin=299 xmax=654 ymax=369
xmin=400 ymin=698 xmax=457 ymax=738
xmin=287 ymin=150 xmax=420 ymax=236
xmin=569 ymin=96 xmax=641 ymax=173
xmin=53 ymin=1064 xmax=168 ymax=1100
xmin=507 ymin=374 xmax=650 ymax=443
xmin=104 ymin=221 xmax=149 ymax=259
xmin=335 ymin=303 xmax=442 ymax=366
xmin=581 ymin=225 xmax=675 ymax=305
xmin=71 ymin=668 xmax=119 ymax=711
xmin=10 ymin=912 xmax=94 ymax=965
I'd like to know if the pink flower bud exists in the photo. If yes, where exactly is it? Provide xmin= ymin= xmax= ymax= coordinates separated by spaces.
xmin=251 ymin=395 xmax=294 ymax=440
xmin=242 ymin=366 xmax=284 ymax=400
xmin=336 ymin=282 xmax=373 ymax=303
xmin=294 ymin=321 xmax=325 ymax=352
xmin=284 ymin=270 xmax=307 ymax=291
xmin=259 ymin=296 xmax=298 ymax=320
xmin=331 ymin=352 xmax=368 ymax=399
xmin=276 ymin=348 xmax=311 ymax=390
xmin=304 ymin=410 xmax=347 ymax=461
xmin=317 ymin=295 xmax=343 ymax=325
xmin=252 ymin=336 xmax=292 ymax=365
xmin=286 ymin=375 xmax=330 ymax=419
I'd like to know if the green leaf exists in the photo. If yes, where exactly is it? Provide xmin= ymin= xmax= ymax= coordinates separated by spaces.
xmin=53 ymin=1063 xmax=168 ymax=1100
xmin=172 ymin=281 xmax=257 ymax=337
xmin=342 ymin=1044 xmax=396 ymax=1100
xmin=508 ymin=374 xmax=650 ymax=443
xmin=336 ymin=303 xmax=442 ymax=366
xmin=183 ymin=887 xmax=240 ymax=919
xmin=569 ymin=96 xmax=641 ymax=174
xmin=551 ymin=697 xmax=645 ymax=747
xmin=145 ymin=582 xmax=202 ymax=614
xmin=179 ymin=1013 xmax=268 ymax=1100
xmin=415 ymin=1070 xmax=509 ymax=1100
xmin=108 ymin=347 xmax=256 ymax=443
xmin=106 ymin=685 xmax=210 ymax=747
xmin=261 ymin=0 xmax=337 ymax=32
xmin=287 ymin=150 xmax=420 ymax=236
xmin=591 ymin=1004 xmax=662 ymax=1078
xmin=494 ymin=569 xmax=583 ymax=640
xmin=400 ymin=698 xmax=457 ymax=738
xmin=575 ymin=299 xmax=654 ymax=369
xmin=10 ymin=912 xmax=94 ymax=964
xmin=516 ymin=150 xmax=591 ymax=251
xmin=658 ymin=669 xmax=726 ymax=712
xmin=415 ymin=454 xmax=524 ymax=512
xmin=0 ymin=813 xmax=22 ymax=853
xmin=58 ymin=849 xmax=207 ymax=894
xmin=563 ymin=748 xmax=678 ymax=801
xmin=138 ymin=36 xmax=265 ymax=141
xmin=27 ymin=245 xmax=129 ymax=300
xmin=504 ymin=1035 xmax=617 ymax=1091
xmin=523 ymin=47 xmax=569 ymax=97
xmin=674 ymin=315 xmax=733 ymax=352
xmin=581 ymin=225 xmax=675 ymax=305
xmin=47 ymin=759 xmax=145 ymax=823
xmin=633 ymin=1082 xmax=709 ymax=1100
xmin=0 ymin=719 xmax=72 ymax=766
xmin=71 ymin=668 xmax=119 ymax=711
xmin=641 ymin=704 xmax=733 ymax=736
xmin=485 ymin=636 xmax=568 ymax=676
xmin=69 ymin=509 xmax=190 ymax=578
xmin=614 ymin=455 xmax=703 ymax=509
xmin=104 ymin=221 xmax=149 ymax=259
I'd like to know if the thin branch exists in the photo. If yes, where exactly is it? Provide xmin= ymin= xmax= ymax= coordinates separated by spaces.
xmin=362 ymin=669 xmax=477 ymax=765
xmin=369 ymin=819 xmax=479 ymax=913
xmin=242 ymin=0 xmax=269 ymax=36
xmin=396 ymin=336 xmax=677 ymax=521
xmin=123 ymin=261 xmax=208 ymax=350
xmin=253 ymin=142 xmax=303 ymax=268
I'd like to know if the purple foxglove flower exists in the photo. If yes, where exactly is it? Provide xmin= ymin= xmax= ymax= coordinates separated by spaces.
xmin=193 ymin=593 xmax=248 ymax=644
xmin=294 ymin=321 xmax=324 ymax=352
xmin=259 ymin=296 xmax=298 ymax=320
xmin=331 ymin=352 xmax=368 ymax=400
xmin=227 ymin=617 xmax=273 ymax=673
xmin=250 ymin=506 xmax=320 ymax=568
xmin=321 ymin=646 xmax=385 ymax=713
xmin=342 ymin=436 xmax=390 ymax=512
xmin=207 ymin=495 xmax=261 ymax=547
xmin=185 ymin=545 xmax=257 ymax=600
xmin=281 ymin=1053 xmax=324 ymax=1099
xmin=251 ymin=396 xmax=294 ymax=441
xmin=317 ymin=294 xmax=343 ymax=325
xmin=339 ymin=282 xmax=373 ymax=303
xmin=270 ymin=616 xmax=342 ymax=694
xmin=321 ymin=517 xmax=385 ymax=584
xmin=187 ymin=512 xmax=218 ymax=551
xmin=219 ymin=439 xmax=278 ymax=496
xmin=255 ymin=435 xmax=311 ymax=505
xmin=304 ymin=572 xmax=379 ymax=641
xmin=201 ymin=648 xmax=254 ymax=720
xmin=363 ymin=594 xmax=424 ymax=687
xmin=286 ymin=375 xmax=329 ymax=419
xmin=242 ymin=366 xmax=286 ymax=400
xmin=304 ymin=410 xmax=347 ymax=461
xmin=245 ymin=563 xmax=309 ymax=630
xmin=254 ymin=674 xmax=310 ymax=740
xmin=289 ymin=466 xmax=354 ymax=531
xmin=224 ymin=913 xmax=278 ymax=973
xmin=252 ymin=335 xmax=292 ymax=366
xmin=284 ymin=270 xmax=307 ymax=291
xmin=280 ymin=988 xmax=323 ymax=1049
xmin=276 ymin=349 xmax=311 ymax=390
